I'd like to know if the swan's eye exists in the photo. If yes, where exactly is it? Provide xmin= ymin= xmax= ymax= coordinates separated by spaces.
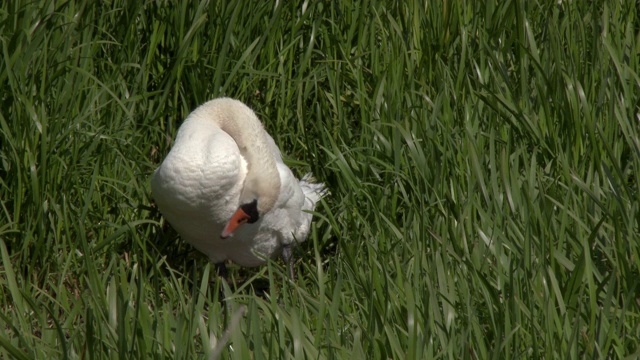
xmin=221 ymin=199 xmax=260 ymax=239
xmin=240 ymin=199 xmax=259 ymax=223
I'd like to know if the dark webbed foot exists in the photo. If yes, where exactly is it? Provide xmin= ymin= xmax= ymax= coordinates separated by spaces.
xmin=215 ymin=262 xmax=228 ymax=278
xmin=281 ymin=245 xmax=295 ymax=280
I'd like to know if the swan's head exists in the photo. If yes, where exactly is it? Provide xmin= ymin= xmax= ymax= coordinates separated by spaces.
xmin=220 ymin=174 xmax=279 ymax=239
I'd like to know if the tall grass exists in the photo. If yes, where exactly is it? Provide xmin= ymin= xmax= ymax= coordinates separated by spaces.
xmin=1 ymin=0 xmax=638 ymax=358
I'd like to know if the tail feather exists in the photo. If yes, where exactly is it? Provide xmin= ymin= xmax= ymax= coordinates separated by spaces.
xmin=299 ymin=173 xmax=327 ymax=211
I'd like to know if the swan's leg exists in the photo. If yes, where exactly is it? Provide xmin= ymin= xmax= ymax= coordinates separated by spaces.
xmin=215 ymin=262 xmax=228 ymax=278
xmin=282 ymin=245 xmax=295 ymax=280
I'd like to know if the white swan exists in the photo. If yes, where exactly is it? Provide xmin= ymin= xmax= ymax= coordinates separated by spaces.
xmin=151 ymin=98 xmax=326 ymax=276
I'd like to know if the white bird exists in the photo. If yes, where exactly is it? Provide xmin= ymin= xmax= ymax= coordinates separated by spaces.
xmin=151 ymin=98 xmax=326 ymax=277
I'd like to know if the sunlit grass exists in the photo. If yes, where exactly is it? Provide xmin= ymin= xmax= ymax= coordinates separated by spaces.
xmin=1 ymin=0 xmax=639 ymax=358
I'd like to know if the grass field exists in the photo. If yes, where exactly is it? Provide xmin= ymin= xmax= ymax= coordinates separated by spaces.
xmin=1 ymin=0 xmax=639 ymax=358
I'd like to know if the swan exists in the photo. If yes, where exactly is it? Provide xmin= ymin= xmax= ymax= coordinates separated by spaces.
xmin=150 ymin=98 xmax=326 ymax=277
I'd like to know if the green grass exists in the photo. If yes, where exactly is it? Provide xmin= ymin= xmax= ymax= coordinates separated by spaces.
xmin=1 ymin=0 xmax=639 ymax=358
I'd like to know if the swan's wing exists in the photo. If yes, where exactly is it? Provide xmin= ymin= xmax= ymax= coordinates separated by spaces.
xmin=261 ymin=164 xmax=324 ymax=246
xmin=151 ymin=121 xmax=246 ymax=257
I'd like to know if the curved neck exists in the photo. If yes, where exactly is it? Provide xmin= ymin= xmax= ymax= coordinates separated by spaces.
xmin=193 ymin=98 xmax=281 ymax=211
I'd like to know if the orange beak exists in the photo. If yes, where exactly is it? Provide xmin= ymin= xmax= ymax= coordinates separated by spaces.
xmin=221 ymin=207 xmax=251 ymax=239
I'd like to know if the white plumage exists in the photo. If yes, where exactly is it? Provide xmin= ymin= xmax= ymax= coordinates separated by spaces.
xmin=151 ymin=98 xmax=326 ymax=270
